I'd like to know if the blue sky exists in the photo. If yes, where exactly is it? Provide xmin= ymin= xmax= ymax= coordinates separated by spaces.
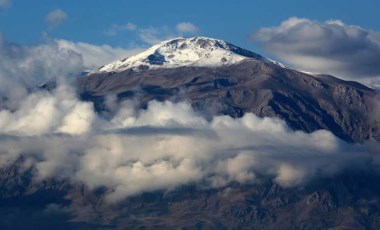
xmin=1 ymin=0 xmax=380 ymax=51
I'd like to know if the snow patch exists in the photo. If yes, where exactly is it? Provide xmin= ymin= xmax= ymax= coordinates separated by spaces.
xmin=96 ymin=37 xmax=285 ymax=73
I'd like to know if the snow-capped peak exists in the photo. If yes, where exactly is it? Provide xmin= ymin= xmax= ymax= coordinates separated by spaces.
xmin=97 ymin=36 xmax=283 ymax=73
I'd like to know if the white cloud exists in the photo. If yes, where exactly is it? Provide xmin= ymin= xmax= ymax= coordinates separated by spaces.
xmin=102 ymin=22 xmax=201 ymax=45
xmin=105 ymin=22 xmax=137 ymax=36
xmin=132 ymin=23 xmax=200 ymax=45
xmin=138 ymin=27 xmax=170 ymax=45
xmin=0 ymin=36 xmax=83 ymax=108
xmin=176 ymin=22 xmax=199 ymax=34
xmin=0 ymin=90 xmax=376 ymax=202
xmin=0 ymin=83 xmax=95 ymax=136
xmin=0 ymin=35 xmax=143 ymax=109
xmin=55 ymin=39 xmax=143 ymax=70
xmin=252 ymin=17 xmax=380 ymax=87
xmin=45 ymin=9 xmax=68 ymax=29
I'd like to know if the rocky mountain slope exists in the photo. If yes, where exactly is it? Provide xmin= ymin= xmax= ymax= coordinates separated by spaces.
xmin=79 ymin=37 xmax=379 ymax=142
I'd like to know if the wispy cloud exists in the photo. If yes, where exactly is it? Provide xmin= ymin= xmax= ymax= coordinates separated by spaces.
xmin=56 ymin=39 xmax=143 ymax=70
xmin=176 ymin=22 xmax=200 ymax=35
xmin=107 ymin=22 xmax=200 ymax=45
xmin=105 ymin=22 xmax=137 ymax=36
xmin=0 ymin=0 xmax=10 ymax=8
xmin=45 ymin=9 xmax=68 ymax=29
xmin=137 ymin=26 xmax=174 ymax=45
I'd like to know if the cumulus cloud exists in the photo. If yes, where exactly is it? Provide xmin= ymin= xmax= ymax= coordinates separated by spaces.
xmin=0 ymin=84 xmax=95 ymax=136
xmin=45 ymin=9 xmax=68 ymax=29
xmin=105 ymin=22 xmax=137 ymax=36
xmin=176 ymin=22 xmax=199 ymax=34
xmin=0 ymin=35 xmax=143 ymax=109
xmin=0 ymin=35 xmax=83 ymax=108
xmin=252 ymin=17 xmax=380 ymax=87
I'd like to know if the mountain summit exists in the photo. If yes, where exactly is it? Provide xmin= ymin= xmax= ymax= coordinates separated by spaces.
xmin=80 ymin=37 xmax=379 ymax=143
xmin=97 ymin=37 xmax=284 ymax=73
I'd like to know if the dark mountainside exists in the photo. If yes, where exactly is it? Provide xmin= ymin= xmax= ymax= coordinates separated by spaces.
xmin=79 ymin=59 xmax=379 ymax=143
xmin=1 ymin=37 xmax=380 ymax=229
xmin=2 ymin=164 xmax=380 ymax=230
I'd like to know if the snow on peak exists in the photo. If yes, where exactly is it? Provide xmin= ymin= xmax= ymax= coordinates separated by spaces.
xmin=97 ymin=36 xmax=282 ymax=73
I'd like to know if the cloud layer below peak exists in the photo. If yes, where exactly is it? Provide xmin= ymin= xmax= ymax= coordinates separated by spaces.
xmin=0 ymin=85 xmax=377 ymax=202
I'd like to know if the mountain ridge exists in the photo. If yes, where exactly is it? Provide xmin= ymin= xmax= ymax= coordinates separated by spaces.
xmin=95 ymin=36 xmax=285 ymax=73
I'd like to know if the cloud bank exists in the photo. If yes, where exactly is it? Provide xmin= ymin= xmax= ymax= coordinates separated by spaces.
xmin=0 ymin=86 xmax=377 ymax=202
xmin=252 ymin=17 xmax=380 ymax=87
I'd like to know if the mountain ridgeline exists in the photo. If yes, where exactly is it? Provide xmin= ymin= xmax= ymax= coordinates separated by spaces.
xmin=79 ymin=37 xmax=379 ymax=143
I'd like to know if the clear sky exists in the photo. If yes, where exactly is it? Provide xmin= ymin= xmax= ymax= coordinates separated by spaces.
xmin=1 ymin=0 xmax=380 ymax=51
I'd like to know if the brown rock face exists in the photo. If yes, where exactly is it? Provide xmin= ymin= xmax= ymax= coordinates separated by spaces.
xmin=79 ymin=60 xmax=379 ymax=142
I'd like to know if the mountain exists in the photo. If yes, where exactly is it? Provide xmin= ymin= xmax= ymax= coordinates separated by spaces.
xmin=79 ymin=37 xmax=379 ymax=142
xmin=1 ymin=37 xmax=380 ymax=230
